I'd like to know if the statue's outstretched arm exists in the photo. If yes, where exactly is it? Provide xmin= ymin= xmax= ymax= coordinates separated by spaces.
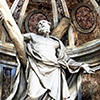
xmin=58 ymin=39 xmax=94 ymax=74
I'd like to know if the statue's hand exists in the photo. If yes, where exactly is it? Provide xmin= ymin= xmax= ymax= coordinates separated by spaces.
xmin=81 ymin=63 xmax=95 ymax=74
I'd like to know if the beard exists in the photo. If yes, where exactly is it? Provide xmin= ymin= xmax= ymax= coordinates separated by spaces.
xmin=38 ymin=28 xmax=50 ymax=36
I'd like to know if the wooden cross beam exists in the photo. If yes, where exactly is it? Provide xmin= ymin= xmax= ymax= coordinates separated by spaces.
xmin=0 ymin=0 xmax=27 ymax=66
xmin=1 ymin=0 xmax=29 ymax=44
xmin=1 ymin=0 xmax=20 ymax=43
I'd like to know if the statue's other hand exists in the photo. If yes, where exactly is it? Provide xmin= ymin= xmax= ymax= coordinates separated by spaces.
xmin=81 ymin=64 xmax=95 ymax=74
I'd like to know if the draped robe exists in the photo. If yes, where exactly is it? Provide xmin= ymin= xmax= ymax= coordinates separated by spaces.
xmin=6 ymin=33 xmax=87 ymax=100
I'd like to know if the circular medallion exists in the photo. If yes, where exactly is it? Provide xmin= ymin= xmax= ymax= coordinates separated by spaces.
xmin=25 ymin=10 xmax=50 ymax=33
xmin=73 ymin=4 xmax=96 ymax=33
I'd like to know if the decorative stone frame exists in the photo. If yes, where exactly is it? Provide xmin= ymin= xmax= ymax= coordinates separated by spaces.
xmin=72 ymin=3 xmax=97 ymax=33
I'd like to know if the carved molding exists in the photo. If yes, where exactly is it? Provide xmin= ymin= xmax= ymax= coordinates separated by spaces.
xmin=67 ymin=38 xmax=100 ymax=57
xmin=66 ymin=38 xmax=100 ymax=66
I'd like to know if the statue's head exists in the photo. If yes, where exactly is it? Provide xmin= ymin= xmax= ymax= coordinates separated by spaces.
xmin=36 ymin=20 xmax=51 ymax=36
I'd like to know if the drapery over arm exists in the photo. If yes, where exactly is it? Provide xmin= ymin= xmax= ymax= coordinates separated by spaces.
xmin=56 ymin=37 xmax=94 ymax=74
xmin=67 ymin=58 xmax=94 ymax=74
xmin=67 ymin=59 xmax=83 ymax=70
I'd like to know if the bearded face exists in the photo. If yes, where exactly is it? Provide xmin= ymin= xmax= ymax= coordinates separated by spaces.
xmin=37 ymin=20 xmax=51 ymax=36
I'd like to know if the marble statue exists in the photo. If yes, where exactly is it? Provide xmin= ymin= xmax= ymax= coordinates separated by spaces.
xmin=5 ymin=19 xmax=94 ymax=100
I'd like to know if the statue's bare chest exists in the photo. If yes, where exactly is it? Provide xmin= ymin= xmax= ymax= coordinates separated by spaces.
xmin=31 ymin=37 xmax=59 ymax=60
xmin=32 ymin=37 xmax=59 ymax=50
